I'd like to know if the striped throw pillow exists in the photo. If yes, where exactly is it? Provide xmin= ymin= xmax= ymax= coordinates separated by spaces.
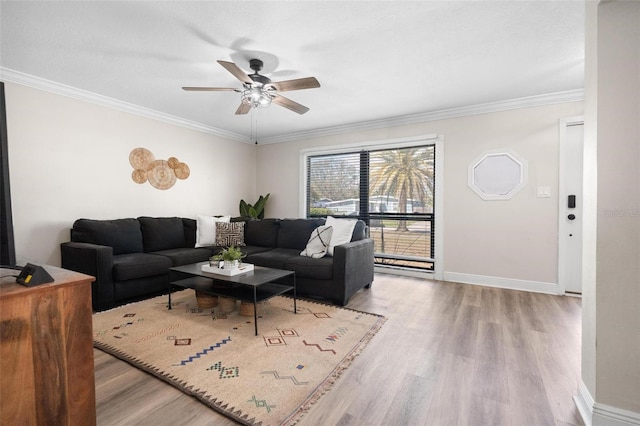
xmin=300 ymin=225 xmax=333 ymax=258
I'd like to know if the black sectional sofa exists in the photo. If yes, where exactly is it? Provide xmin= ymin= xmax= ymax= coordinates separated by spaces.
xmin=61 ymin=216 xmax=374 ymax=311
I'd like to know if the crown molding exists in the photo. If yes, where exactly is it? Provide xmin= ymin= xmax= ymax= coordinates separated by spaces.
xmin=1 ymin=67 xmax=583 ymax=146
xmin=259 ymin=88 xmax=584 ymax=144
xmin=0 ymin=67 xmax=247 ymax=142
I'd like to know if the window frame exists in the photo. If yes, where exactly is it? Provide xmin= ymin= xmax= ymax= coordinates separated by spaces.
xmin=300 ymin=134 xmax=444 ymax=278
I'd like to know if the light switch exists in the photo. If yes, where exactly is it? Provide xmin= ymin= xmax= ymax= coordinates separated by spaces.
xmin=537 ymin=186 xmax=551 ymax=198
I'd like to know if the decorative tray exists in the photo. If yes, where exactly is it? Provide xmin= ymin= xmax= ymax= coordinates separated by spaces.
xmin=201 ymin=263 xmax=254 ymax=276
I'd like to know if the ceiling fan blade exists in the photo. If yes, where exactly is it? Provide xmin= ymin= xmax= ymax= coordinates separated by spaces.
xmin=272 ymin=95 xmax=310 ymax=115
xmin=270 ymin=77 xmax=320 ymax=92
xmin=235 ymin=103 xmax=251 ymax=115
xmin=182 ymin=87 xmax=238 ymax=91
xmin=217 ymin=60 xmax=252 ymax=84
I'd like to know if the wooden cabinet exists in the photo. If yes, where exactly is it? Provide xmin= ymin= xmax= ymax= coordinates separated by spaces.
xmin=1 ymin=266 xmax=96 ymax=425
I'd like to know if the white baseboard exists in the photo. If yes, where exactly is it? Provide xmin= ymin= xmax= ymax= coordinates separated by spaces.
xmin=443 ymin=271 xmax=560 ymax=294
xmin=593 ymin=404 xmax=640 ymax=426
xmin=574 ymin=380 xmax=594 ymax=426
xmin=574 ymin=380 xmax=640 ymax=426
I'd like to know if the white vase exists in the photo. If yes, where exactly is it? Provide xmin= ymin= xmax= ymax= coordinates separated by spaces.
xmin=223 ymin=260 xmax=239 ymax=270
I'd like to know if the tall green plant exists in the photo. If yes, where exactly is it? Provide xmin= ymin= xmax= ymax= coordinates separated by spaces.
xmin=239 ymin=193 xmax=270 ymax=219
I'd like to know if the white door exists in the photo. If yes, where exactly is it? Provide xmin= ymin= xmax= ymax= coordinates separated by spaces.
xmin=558 ymin=117 xmax=584 ymax=294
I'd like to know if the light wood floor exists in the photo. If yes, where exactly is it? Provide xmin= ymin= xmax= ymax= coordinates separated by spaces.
xmin=94 ymin=273 xmax=584 ymax=426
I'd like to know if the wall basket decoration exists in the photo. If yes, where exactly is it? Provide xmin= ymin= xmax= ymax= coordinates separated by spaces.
xmin=129 ymin=148 xmax=190 ymax=190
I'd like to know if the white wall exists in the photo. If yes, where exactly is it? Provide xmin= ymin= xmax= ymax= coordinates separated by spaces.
xmin=571 ymin=2 xmax=639 ymax=424
xmin=581 ymin=0 xmax=599 ymax=405
xmin=593 ymin=0 xmax=640 ymax=418
xmin=257 ymin=102 xmax=583 ymax=289
xmin=6 ymin=82 xmax=256 ymax=266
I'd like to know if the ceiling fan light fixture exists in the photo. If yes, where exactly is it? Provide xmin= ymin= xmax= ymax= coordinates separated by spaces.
xmin=241 ymin=86 xmax=273 ymax=108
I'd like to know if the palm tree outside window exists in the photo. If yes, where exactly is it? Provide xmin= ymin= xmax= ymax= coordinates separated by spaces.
xmin=306 ymin=145 xmax=435 ymax=271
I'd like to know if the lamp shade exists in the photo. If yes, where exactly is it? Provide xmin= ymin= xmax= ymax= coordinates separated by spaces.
xmin=241 ymin=87 xmax=273 ymax=108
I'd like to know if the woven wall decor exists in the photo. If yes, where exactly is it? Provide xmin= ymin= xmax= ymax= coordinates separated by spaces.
xmin=129 ymin=148 xmax=190 ymax=190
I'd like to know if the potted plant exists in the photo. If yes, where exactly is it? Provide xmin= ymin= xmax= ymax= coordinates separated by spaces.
xmin=239 ymin=193 xmax=270 ymax=219
xmin=210 ymin=246 xmax=245 ymax=270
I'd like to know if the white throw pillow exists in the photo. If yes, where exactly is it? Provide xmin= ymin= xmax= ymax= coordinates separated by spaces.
xmin=325 ymin=216 xmax=357 ymax=256
xmin=195 ymin=215 xmax=230 ymax=247
xmin=300 ymin=225 xmax=334 ymax=258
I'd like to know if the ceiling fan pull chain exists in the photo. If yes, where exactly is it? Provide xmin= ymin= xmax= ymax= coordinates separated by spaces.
xmin=250 ymin=110 xmax=254 ymax=143
xmin=255 ymin=117 xmax=259 ymax=145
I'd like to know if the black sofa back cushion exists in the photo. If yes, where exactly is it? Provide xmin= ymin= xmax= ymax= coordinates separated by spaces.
xmin=278 ymin=218 xmax=325 ymax=250
xmin=352 ymin=220 xmax=367 ymax=241
xmin=72 ymin=218 xmax=143 ymax=255
xmin=245 ymin=219 xmax=280 ymax=247
xmin=182 ymin=218 xmax=197 ymax=248
xmin=138 ymin=217 xmax=186 ymax=252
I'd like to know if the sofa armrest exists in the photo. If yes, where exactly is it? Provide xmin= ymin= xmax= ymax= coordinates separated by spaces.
xmin=332 ymin=238 xmax=375 ymax=305
xmin=61 ymin=242 xmax=114 ymax=310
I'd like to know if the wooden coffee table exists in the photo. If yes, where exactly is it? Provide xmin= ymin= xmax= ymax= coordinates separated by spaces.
xmin=168 ymin=262 xmax=296 ymax=335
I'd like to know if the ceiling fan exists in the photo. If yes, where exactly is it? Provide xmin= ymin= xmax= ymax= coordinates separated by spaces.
xmin=183 ymin=59 xmax=320 ymax=115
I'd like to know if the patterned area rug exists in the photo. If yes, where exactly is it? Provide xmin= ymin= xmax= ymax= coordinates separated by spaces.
xmin=93 ymin=290 xmax=385 ymax=425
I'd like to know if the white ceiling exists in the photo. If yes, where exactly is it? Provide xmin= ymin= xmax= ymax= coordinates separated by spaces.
xmin=0 ymin=1 xmax=584 ymax=143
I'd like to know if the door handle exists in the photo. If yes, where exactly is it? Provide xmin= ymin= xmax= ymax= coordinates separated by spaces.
xmin=568 ymin=195 xmax=576 ymax=208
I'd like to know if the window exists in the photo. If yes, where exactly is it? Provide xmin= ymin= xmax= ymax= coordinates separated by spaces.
xmin=306 ymin=144 xmax=436 ymax=271
xmin=468 ymin=151 xmax=528 ymax=200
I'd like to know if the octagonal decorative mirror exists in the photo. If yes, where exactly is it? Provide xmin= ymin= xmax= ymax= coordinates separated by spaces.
xmin=468 ymin=151 xmax=528 ymax=200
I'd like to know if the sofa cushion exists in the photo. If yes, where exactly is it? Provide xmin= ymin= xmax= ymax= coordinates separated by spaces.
xmin=182 ymin=218 xmax=197 ymax=248
xmin=285 ymin=255 xmax=334 ymax=280
xmin=300 ymin=225 xmax=333 ymax=258
xmin=138 ymin=217 xmax=186 ymax=252
xmin=112 ymin=252 xmax=172 ymax=281
xmin=150 ymin=248 xmax=213 ymax=267
xmin=352 ymin=220 xmax=367 ymax=241
xmin=277 ymin=218 xmax=325 ymax=250
xmin=72 ymin=218 xmax=143 ymax=255
xmin=326 ymin=216 xmax=358 ymax=256
xmin=245 ymin=219 xmax=280 ymax=247
xmin=240 ymin=245 xmax=273 ymax=257
xmin=195 ymin=215 xmax=230 ymax=247
xmin=246 ymin=248 xmax=301 ymax=270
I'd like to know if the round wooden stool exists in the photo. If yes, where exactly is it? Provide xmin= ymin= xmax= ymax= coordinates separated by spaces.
xmin=195 ymin=291 xmax=217 ymax=309
xmin=218 ymin=296 xmax=237 ymax=313
xmin=239 ymin=300 xmax=256 ymax=317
